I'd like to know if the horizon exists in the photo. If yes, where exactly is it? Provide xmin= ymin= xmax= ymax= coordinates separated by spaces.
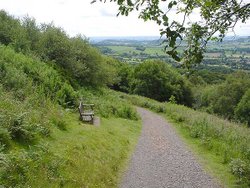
xmin=89 ymin=35 xmax=250 ymax=43
xmin=0 ymin=0 xmax=250 ymax=38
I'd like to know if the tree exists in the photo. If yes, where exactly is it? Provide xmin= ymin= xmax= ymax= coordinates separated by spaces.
xmin=93 ymin=0 xmax=250 ymax=68
xmin=235 ymin=89 xmax=250 ymax=126
xmin=130 ymin=60 xmax=193 ymax=105
xmin=195 ymin=71 xmax=250 ymax=119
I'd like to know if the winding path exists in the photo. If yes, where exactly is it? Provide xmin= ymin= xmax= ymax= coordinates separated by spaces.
xmin=120 ymin=107 xmax=221 ymax=188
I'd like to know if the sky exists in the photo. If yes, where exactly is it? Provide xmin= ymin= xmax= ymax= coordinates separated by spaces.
xmin=0 ymin=0 xmax=250 ymax=38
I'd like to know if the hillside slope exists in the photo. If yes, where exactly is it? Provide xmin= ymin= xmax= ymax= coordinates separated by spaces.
xmin=0 ymin=45 xmax=141 ymax=187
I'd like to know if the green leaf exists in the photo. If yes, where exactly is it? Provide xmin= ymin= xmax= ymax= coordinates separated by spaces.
xmin=168 ymin=1 xmax=177 ymax=9
xmin=127 ymin=0 xmax=133 ymax=6
xmin=118 ymin=0 xmax=124 ymax=5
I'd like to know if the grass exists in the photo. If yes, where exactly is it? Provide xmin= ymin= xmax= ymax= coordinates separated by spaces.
xmin=144 ymin=47 xmax=165 ymax=55
xmin=123 ymin=94 xmax=250 ymax=187
xmin=104 ymin=45 xmax=166 ymax=56
xmin=166 ymin=117 xmax=237 ymax=188
xmin=106 ymin=46 xmax=136 ymax=54
xmin=0 ymin=45 xmax=142 ymax=187
xmin=48 ymin=112 xmax=141 ymax=187
xmin=1 ymin=111 xmax=141 ymax=187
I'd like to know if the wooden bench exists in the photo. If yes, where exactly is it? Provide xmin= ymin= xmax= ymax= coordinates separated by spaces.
xmin=78 ymin=101 xmax=94 ymax=124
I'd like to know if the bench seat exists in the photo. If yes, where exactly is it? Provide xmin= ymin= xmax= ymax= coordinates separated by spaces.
xmin=78 ymin=101 xmax=94 ymax=124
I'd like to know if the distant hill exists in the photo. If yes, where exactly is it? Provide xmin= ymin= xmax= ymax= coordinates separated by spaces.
xmin=89 ymin=36 xmax=161 ymax=43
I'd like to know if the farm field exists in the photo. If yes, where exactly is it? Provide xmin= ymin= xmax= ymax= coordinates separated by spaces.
xmin=94 ymin=37 xmax=250 ymax=70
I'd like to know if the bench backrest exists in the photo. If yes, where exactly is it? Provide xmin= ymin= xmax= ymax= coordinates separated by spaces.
xmin=78 ymin=101 xmax=83 ymax=114
xmin=78 ymin=101 xmax=94 ymax=113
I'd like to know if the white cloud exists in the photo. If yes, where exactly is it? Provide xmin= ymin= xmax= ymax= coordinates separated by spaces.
xmin=0 ymin=0 xmax=249 ymax=37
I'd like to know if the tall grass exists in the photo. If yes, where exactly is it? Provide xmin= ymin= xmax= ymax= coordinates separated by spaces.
xmin=0 ymin=113 xmax=141 ymax=187
xmin=124 ymin=94 xmax=250 ymax=187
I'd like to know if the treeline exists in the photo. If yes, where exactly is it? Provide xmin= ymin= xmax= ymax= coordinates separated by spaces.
xmin=0 ymin=10 xmax=117 ymax=88
xmin=190 ymin=71 xmax=250 ymax=126
xmin=0 ymin=10 xmax=193 ymax=107
xmin=114 ymin=61 xmax=250 ymax=126
xmin=112 ymin=60 xmax=193 ymax=106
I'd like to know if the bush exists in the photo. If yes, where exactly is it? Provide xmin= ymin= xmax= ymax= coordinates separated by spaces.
xmin=0 ymin=127 xmax=11 ymax=149
xmin=190 ymin=119 xmax=209 ymax=139
xmin=235 ymin=89 xmax=250 ymax=126
xmin=78 ymin=88 xmax=139 ymax=120
xmin=117 ymin=105 xmax=138 ymax=120
xmin=230 ymin=158 xmax=249 ymax=184
xmin=194 ymin=71 xmax=250 ymax=121
xmin=0 ymin=146 xmax=65 ymax=187
xmin=56 ymin=83 xmax=77 ymax=108
xmin=130 ymin=60 xmax=193 ymax=106
xmin=9 ymin=113 xmax=36 ymax=143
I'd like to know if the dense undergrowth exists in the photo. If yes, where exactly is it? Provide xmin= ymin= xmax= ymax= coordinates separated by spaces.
xmin=124 ymin=94 xmax=250 ymax=187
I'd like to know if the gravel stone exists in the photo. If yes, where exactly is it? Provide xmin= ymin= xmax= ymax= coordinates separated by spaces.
xmin=120 ymin=107 xmax=221 ymax=188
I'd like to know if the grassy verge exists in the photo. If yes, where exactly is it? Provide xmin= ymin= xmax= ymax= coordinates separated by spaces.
xmin=165 ymin=117 xmax=236 ymax=188
xmin=123 ymin=94 xmax=250 ymax=187
xmin=48 ymin=112 xmax=141 ymax=188
xmin=1 ymin=111 xmax=141 ymax=187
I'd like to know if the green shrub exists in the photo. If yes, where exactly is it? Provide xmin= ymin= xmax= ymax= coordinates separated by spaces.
xmin=170 ymin=111 xmax=186 ymax=122
xmin=229 ymin=158 xmax=249 ymax=184
xmin=0 ymin=146 xmax=65 ymax=187
xmin=56 ymin=83 xmax=77 ymax=108
xmin=130 ymin=60 xmax=193 ymax=106
xmin=78 ymin=88 xmax=139 ymax=120
xmin=0 ymin=127 xmax=11 ymax=149
xmin=235 ymin=89 xmax=250 ymax=126
xmin=194 ymin=71 xmax=250 ymax=122
xmin=9 ymin=113 xmax=36 ymax=143
xmin=190 ymin=119 xmax=209 ymax=139
xmin=118 ymin=105 xmax=138 ymax=120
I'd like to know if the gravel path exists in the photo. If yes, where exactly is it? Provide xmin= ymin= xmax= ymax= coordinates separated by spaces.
xmin=120 ymin=107 xmax=221 ymax=188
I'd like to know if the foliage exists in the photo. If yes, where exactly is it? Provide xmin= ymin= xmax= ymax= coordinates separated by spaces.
xmin=0 ymin=127 xmax=11 ymax=149
xmin=130 ymin=60 xmax=193 ymax=106
xmin=0 ymin=45 xmax=77 ymax=107
xmin=94 ymin=0 xmax=250 ymax=67
xmin=111 ymin=61 xmax=133 ymax=93
xmin=78 ymin=88 xmax=139 ymax=120
xmin=188 ymin=69 xmax=227 ymax=85
xmin=0 ymin=145 xmax=66 ymax=187
xmin=0 ymin=10 xmax=119 ymax=87
xmin=235 ymin=89 xmax=250 ymax=126
xmin=1 ymin=8 xmax=250 ymax=188
xmin=0 ymin=114 xmax=141 ymax=187
xmin=192 ymin=71 xmax=250 ymax=124
xmin=230 ymin=158 xmax=250 ymax=184
xmin=0 ymin=40 xmax=141 ymax=187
